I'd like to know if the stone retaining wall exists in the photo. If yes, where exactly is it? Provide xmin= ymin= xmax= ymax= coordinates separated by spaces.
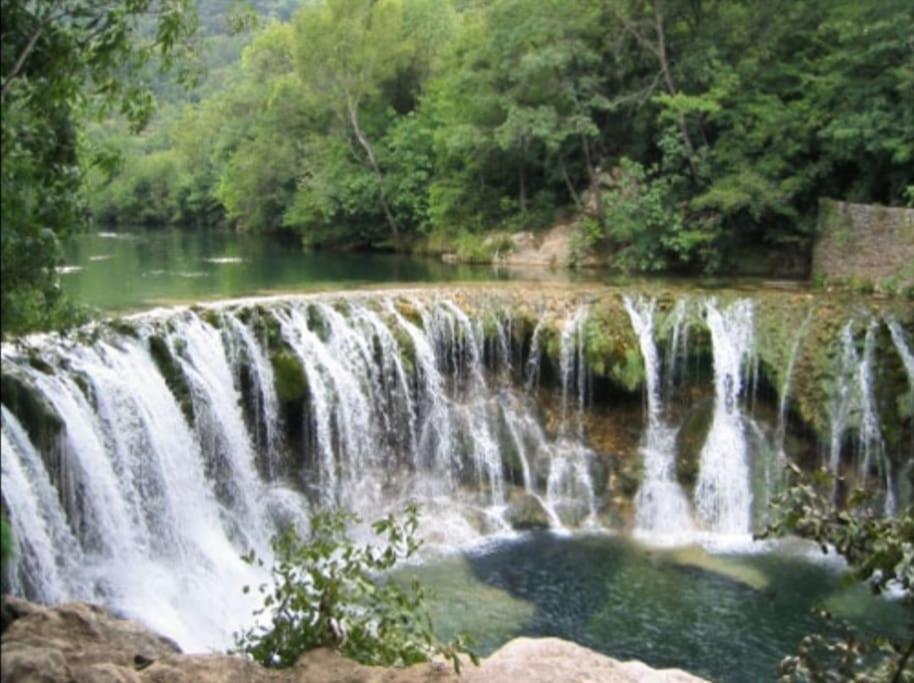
xmin=812 ymin=198 xmax=914 ymax=287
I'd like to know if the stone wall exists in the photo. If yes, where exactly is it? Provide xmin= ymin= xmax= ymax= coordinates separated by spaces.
xmin=812 ymin=198 xmax=914 ymax=287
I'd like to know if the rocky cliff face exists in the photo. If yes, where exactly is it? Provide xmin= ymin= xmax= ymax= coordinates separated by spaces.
xmin=1 ymin=597 xmax=705 ymax=683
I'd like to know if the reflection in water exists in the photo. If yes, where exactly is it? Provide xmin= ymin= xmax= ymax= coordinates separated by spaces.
xmin=63 ymin=227 xmax=561 ymax=312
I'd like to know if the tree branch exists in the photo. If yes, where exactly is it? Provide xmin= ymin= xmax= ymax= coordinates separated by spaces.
xmin=345 ymin=93 xmax=401 ymax=240
xmin=1 ymin=0 xmax=64 ymax=99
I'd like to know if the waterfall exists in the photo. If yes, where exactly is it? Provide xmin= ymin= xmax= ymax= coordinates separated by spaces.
xmin=827 ymin=322 xmax=858 ymax=484
xmin=887 ymin=314 xmax=914 ymax=384
xmin=173 ymin=315 xmax=271 ymax=545
xmin=2 ymin=290 xmax=902 ymax=651
xmin=775 ymin=312 xmax=811 ymax=458
xmin=694 ymin=299 xmax=755 ymax=535
xmin=856 ymin=320 xmax=883 ymax=483
xmin=225 ymin=311 xmax=280 ymax=476
xmin=560 ymin=305 xmax=588 ymax=433
xmin=825 ymin=319 xmax=894 ymax=511
xmin=1 ymin=406 xmax=83 ymax=604
xmin=525 ymin=315 xmax=547 ymax=391
xmin=664 ymin=298 xmax=689 ymax=400
xmin=624 ymin=297 xmax=693 ymax=538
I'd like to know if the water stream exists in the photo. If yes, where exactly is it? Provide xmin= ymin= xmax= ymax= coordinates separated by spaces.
xmin=1 ymin=288 xmax=909 ymax=664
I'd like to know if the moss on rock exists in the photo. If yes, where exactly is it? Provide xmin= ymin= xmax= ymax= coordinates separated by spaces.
xmin=0 ymin=372 xmax=63 ymax=455
xmin=147 ymin=335 xmax=195 ymax=424
xmin=272 ymin=350 xmax=308 ymax=405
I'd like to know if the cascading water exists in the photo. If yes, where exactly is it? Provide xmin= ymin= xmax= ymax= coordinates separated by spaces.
xmin=525 ymin=315 xmax=548 ymax=391
xmin=547 ymin=306 xmax=597 ymax=525
xmin=560 ymin=305 xmax=589 ymax=433
xmin=2 ymin=289 xmax=906 ymax=653
xmin=775 ymin=312 xmax=811 ymax=459
xmin=887 ymin=314 xmax=914 ymax=385
xmin=663 ymin=298 xmax=689 ymax=400
xmin=694 ymin=299 xmax=755 ymax=536
xmin=825 ymin=319 xmax=895 ymax=512
xmin=624 ymin=297 xmax=693 ymax=538
xmin=856 ymin=321 xmax=886 ymax=493
xmin=1 ymin=406 xmax=83 ymax=604
xmin=827 ymin=322 xmax=858 ymax=483
xmin=0 ymin=294 xmax=607 ymax=649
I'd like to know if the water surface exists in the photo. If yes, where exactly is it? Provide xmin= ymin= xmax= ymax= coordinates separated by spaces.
xmin=400 ymin=534 xmax=911 ymax=683
xmin=61 ymin=228 xmax=561 ymax=312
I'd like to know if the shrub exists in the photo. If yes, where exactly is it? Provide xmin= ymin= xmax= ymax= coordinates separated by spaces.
xmin=760 ymin=465 xmax=913 ymax=681
xmin=234 ymin=503 xmax=477 ymax=671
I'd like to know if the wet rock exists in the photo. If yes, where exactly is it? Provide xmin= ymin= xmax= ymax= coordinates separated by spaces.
xmin=506 ymin=492 xmax=551 ymax=530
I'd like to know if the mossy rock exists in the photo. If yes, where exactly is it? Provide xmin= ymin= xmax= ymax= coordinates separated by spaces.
xmin=393 ymin=300 xmax=423 ymax=328
xmin=389 ymin=325 xmax=417 ymax=378
xmin=147 ymin=335 xmax=194 ymax=424
xmin=26 ymin=354 xmax=55 ymax=376
xmin=675 ymin=398 xmax=713 ymax=490
xmin=613 ymin=454 xmax=643 ymax=499
xmin=581 ymin=304 xmax=644 ymax=394
xmin=0 ymin=372 xmax=63 ymax=454
xmin=307 ymin=306 xmax=331 ymax=341
xmin=200 ymin=309 xmax=223 ymax=329
xmin=108 ymin=319 xmax=139 ymax=339
xmin=506 ymin=492 xmax=551 ymax=531
xmin=542 ymin=323 xmax=562 ymax=363
xmin=272 ymin=349 xmax=308 ymax=404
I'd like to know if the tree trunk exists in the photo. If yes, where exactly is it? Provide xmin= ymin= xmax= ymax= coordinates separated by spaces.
xmin=559 ymin=157 xmax=582 ymax=210
xmin=652 ymin=0 xmax=700 ymax=184
xmin=346 ymin=95 xmax=400 ymax=240
xmin=518 ymin=136 xmax=527 ymax=213
xmin=580 ymin=134 xmax=604 ymax=222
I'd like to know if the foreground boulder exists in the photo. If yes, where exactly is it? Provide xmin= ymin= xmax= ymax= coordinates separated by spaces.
xmin=1 ymin=597 xmax=706 ymax=682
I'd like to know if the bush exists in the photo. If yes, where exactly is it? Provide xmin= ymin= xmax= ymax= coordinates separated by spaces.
xmin=234 ymin=503 xmax=477 ymax=671
xmin=578 ymin=158 xmax=709 ymax=272
xmin=760 ymin=465 xmax=914 ymax=681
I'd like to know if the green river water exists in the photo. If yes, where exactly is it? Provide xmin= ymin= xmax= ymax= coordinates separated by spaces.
xmin=61 ymin=227 xmax=539 ymax=311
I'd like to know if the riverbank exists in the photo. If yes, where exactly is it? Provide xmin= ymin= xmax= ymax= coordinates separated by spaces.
xmin=0 ymin=597 xmax=706 ymax=682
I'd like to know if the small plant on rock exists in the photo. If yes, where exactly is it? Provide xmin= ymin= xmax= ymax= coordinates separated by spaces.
xmin=234 ymin=502 xmax=477 ymax=671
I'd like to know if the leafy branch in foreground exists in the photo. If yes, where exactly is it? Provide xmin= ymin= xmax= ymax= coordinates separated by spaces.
xmin=234 ymin=502 xmax=477 ymax=672
xmin=759 ymin=465 xmax=914 ymax=682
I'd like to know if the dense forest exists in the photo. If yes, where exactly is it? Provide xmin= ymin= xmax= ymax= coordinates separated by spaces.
xmin=88 ymin=0 xmax=914 ymax=260
xmin=3 ymin=0 xmax=914 ymax=334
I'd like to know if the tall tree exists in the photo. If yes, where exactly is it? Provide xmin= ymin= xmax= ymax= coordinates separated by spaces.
xmin=292 ymin=0 xmax=410 ymax=240
xmin=1 ymin=0 xmax=198 ymax=335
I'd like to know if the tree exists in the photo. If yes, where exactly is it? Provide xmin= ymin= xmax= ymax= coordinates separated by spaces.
xmin=1 ymin=0 xmax=198 ymax=335
xmin=291 ymin=0 xmax=411 ymax=240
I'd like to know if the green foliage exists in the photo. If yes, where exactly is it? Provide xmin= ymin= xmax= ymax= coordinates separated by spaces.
xmin=234 ymin=503 xmax=477 ymax=671
xmin=80 ymin=0 xmax=913 ymax=272
xmin=761 ymin=465 xmax=914 ymax=681
xmin=762 ymin=465 xmax=912 ymax=596
xmin=1 ymin=515 xmax=13 ymax=567
xmin=1 ymin=0 xmax=198 ymax=336
xmin=581 ymin=159 xmax=709 ymax=272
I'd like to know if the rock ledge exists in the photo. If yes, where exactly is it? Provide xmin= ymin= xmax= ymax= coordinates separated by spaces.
xmin=1 ymin=597 xmax=707 ymax=682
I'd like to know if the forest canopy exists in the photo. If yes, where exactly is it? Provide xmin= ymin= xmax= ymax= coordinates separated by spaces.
xmin=87 ymin=0 xmax=914 ymax=255
xmin=3 ymin=0 xmax=914 ymax=334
